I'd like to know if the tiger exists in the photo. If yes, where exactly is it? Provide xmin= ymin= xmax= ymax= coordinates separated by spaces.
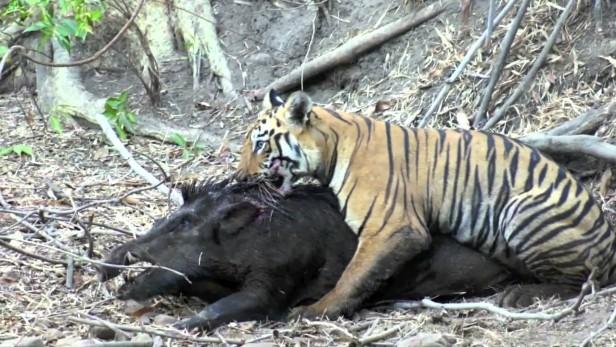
xmin=235 ymin=89 xmax=616 ymax=318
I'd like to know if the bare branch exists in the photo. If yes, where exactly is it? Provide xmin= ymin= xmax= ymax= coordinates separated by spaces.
xmin=418 ymin=0 xmax=519 ymax=127
xmin=0 ymin=239 xmax=67 ymax=266
xmin=542 ymin=102 xmax=616 ymax=136
xmin=473 ymin=0 xmax=531 ymax=127
xmin=579 ymin=305 xmax=616 ymax=347
xmin=483 ymin=0 xmax=577 ymax=129
xmin=0 ymin=236 xmax=192 ymax=283
xmin=519 ymin=134 xmax=616 ymax=164
xmin=69 ymin=315 xmax=244 ymax=345
xmin=0 ymin=0 xmax=145 ymax=73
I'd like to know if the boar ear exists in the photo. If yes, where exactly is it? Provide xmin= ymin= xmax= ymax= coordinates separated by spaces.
xmin=217 ymin=201 xmax=260 ymax=234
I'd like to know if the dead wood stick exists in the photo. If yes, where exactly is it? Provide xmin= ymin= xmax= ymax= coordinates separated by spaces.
xmin=69 ymin=316 xmax=244 ymax=345
xmin=304 ymin=321 xmax=358 ymax=343
xmin=484 ymin=0 xmax=577 ymax=129
xmin=543 ymin=102 xmax=616 ymax=136
xmin=250 ymin=1 xmax=453 ymax=100
xmin=519 ymin=134 xmax=616 ymax=164
xmin=579 ymin=304 xmax=616 ymax=347
xmin=473 ymin=0 xmax=531 ymax=127
xmin=418 ymin=0 xmax=519 ymax=127
xmin=358 ymin=325 xmax=401 ymax=345
xmin=485 ymin=0 xmax=496 ymax=45
xmin=420 ymin=298 xmax=575 ymax=320
xmin=0 ymin=239 xmax=67 ymax=266
xmin=0 ymin=236 xmax=192 ymax=283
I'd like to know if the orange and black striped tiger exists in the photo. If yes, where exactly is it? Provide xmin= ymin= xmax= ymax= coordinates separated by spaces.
xmin=236 ymin=89 xmax=616 ymax=318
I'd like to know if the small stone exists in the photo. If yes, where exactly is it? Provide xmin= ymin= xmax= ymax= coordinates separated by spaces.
xmin=131 ymin=333 xmax=153 ymax=347
xmin=152 ymin=336 xmax=164 ymax=347
xmin=56 ymin=337 xmax=98 ymax=347
xmin=247 ymin=52 xmax=273 ymax=65
xmin=89 ymin=326 xmax=116 ymax=340
xmin=396 ymin=333 xmax=456 ymax=347
xmin=153 ymin=314 xmax=176 ymax=325
xmin=1 ymin=337 xmax=45 ymax=347
xmin=45 ymin=328 xmax=62 ymax=342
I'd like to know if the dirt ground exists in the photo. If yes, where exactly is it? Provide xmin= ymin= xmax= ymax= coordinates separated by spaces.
xmin=2 ymin=0 xmax=616 ymax=346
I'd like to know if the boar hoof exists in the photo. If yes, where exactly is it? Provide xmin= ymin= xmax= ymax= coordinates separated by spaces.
xmin=288 ymin=304 xmax=322 ymax=321
xmin=173 ymin=315 xmax=208 ymax=331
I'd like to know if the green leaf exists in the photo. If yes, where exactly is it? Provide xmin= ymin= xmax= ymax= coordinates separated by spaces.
xmin=0 ymin=147 xmax=11 ymax=156
xmin=115 ymin=125 xmax=127 ymax=140
xmin=57 ymin=35 xmax=72 ymax=52
xmin=12 ymin=144 xmax=32 ymax=156
xmin=49 ymin=114 xmax=63 ymax=134
xmin=105 ymin=97 xmax=122 ymax=110
xmin=24 ymin=20 xmax=48 ymax=33
xmin=117 ymin=90 xmax=128 ymax=104
xmin=56 ymin=18 xmax=78 ymax=37
xmin=171 ymin=133 xmax=187 ymax=147
xmin=90 ymin=9 xmax=103 ymax=22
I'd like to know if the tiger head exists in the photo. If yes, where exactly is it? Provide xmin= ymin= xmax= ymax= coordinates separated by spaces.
xmin=236 ymin=89 xmax=331 ymax=193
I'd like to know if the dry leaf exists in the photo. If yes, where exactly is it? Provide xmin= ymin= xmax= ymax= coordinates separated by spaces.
xmin=599 ymin=168 xmax=613 ymax=197
xmin=374 ymin=100 xmax=392 ymax=114
xmin=122 ymin=195 xmax=140 ymax=205
xmin=456 ymin=111 xmax=470 ymax=130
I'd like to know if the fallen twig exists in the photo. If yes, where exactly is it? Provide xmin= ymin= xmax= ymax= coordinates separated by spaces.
xmin=0 ymin=236 xmax=192 ymax=283
xmin=473 ymin=0 xmax=531 ymax=127
xmin=579 ymin=304 xmax=616 ymax=347
xmin=484 ymin=0 xmax=577 ymax=129
xmin=542 ymin=102 xmax=616 ymax=136
xmin=0 ymin=239 xmax=67 ymax=266
xmin=418 ymin=0 xmax=519 ymax=127
xmin=485 ymin=0 xmax=496 ymax=46
xmin=303 ymin=321 xmax=358 ymax=343
xmin=519 ymin=134 xmax=616 ymax=164
xmin=69 ymin=315 xmax=244 ymax=345
xmin=358 ymin=325 xmax=401 ymax=345
xmin=250 ymin=1 xmax=453 ymax=100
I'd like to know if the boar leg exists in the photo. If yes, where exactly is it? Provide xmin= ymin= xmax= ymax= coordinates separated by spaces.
xmin=179 ymin=279 xmax=236 ymax=302
xmin=173 ymin=290 xmax=283 ymax=331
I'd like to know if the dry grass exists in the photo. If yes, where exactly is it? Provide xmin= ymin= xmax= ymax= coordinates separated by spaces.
xmin=2 ymin=1 xmax=616 ymax=346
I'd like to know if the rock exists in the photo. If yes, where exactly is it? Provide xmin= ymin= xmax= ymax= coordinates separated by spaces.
xmin=396 ymin=333 xmax=456 ymax=347
xmin=55 ymin=337 xmax=98 ymax=347
xmin=44 ymin=328 xmax=62 ymax=342
xmin=0 ymin=337 xmax=45 ymax=347
xmin=153 ymin=314 xmax=176 ymax=326
xmin=89 ymin=326 xmax=115 ymax=340
xmin=152 ymin=336 xmax=164 ymax=347
xmin=131 ymin=333 xmax=153 ymax=347
xmin=247 ymin=52 xmax=274 ymax=65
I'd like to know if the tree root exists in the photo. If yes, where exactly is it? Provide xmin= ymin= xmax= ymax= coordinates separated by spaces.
xmin=36 ymin=40 xmax=184 ymax=204
xmin=171 ymin=0 xmax=235 ymax=98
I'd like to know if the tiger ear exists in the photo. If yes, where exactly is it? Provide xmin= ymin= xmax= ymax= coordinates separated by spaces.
xmin=263 ymin=89 xmax=285 ymax=109
xmin=285 ymin=91 xmax=313 ymax=127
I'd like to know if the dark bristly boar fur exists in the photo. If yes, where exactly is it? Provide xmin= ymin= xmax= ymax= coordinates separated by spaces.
xmin=98 ymin=178 xmax=513 ymax=331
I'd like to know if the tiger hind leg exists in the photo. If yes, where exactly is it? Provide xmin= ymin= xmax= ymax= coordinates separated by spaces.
xmin=498 ymin=283 xmax=579 ymax=308
xmin=289 ymin=224 xmax=430 ymax=319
